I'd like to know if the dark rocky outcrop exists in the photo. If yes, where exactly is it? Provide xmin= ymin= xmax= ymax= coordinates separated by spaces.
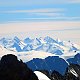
xmin=1 ymin=54 xmax=80 ymax=80
xmin=64 ymin=64 xmax=80 ymax=80
xmin=51 ymin=70 xmax=64 ymax=80
xmin=0 ymin=54 xmax=38 ymax=80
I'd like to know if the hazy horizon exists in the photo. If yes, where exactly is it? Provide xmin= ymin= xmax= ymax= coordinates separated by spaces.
xmin=0 ymin=0 xmax=80 ymax=45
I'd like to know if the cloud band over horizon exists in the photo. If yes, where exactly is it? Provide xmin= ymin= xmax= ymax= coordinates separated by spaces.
xmin=0 ymin=0 xmax=80 ymax=44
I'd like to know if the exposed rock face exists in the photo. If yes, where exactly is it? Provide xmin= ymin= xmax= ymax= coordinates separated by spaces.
xmin=0 ymin=54 xmax=38 ymax=80
xmin=0 ymin=54 xmax=80 ymax=80
xmin=64 ymin=64 xmax=80 ymax=80
xmin=51 ymin=70 xmax=64 ymax=80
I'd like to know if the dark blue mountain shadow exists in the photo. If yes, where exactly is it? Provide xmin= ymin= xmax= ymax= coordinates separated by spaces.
xmin=12 ymin=42 xmax=22 ymax=52
xmin=67 ymin=53 xmax=80 ymax=65
xmin=26 ymin=56 xmax=68 ymax=75
xmin=12 ymin=37 xmax=22 ymax=52
xmin=24 ymin=38 xmax=32 ymax=44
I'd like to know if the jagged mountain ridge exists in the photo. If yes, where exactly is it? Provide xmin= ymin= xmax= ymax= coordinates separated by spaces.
xmin=27 ymin=56 xmax=68 ymax=75
xmin=0 ymin=36 xmax=80 ymax=78
xmin=0 ymin=36 xmax=80 ymax=55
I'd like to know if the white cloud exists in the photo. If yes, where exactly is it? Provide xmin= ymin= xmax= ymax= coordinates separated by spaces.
xmin=67 ymin=0 xmax=80 ymax=3
xmin=1 ymin=8 xmax=64 ymax=17
xmin=1 ymin=8 xmax=80 ymax=19
xmin=0 ymin=21 xmax=80 ymax=34
xmin=5 ymin=16 xmax=79 ymax=20
xmin=0 ymin=0 xmax=80 ymax=6
xmin=0 ymin=21 xmax=80 ymax=44
xmin=2 ymin=8 xmax=64 ymax=13
xmin=48 ymin=16 xmax=80 ymax=20
xmin=31 ymin=13 xmax=64 ymax=17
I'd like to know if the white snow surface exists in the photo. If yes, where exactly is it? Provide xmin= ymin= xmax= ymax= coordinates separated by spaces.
xmin=34 ymin=71 xmax=50 ymax=80
xmin=0 ymin=45 xmax=78 ymax=62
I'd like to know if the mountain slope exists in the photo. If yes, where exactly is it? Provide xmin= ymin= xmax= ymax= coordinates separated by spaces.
xmin=0 ymin=36 xmax=80 ymax=54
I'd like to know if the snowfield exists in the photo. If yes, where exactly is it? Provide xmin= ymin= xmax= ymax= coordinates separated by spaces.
xmin=0 ymin=36 xmax=80 ymax=62
xmin=34 ymin=71 xmax=50 ymax=80
xmin=0 ymin=44 xmax=79 ymax=62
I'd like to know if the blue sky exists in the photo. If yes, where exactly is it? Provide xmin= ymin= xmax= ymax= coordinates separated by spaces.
xmin=0 ymin=0 xmax=80 ymax=23
xmin=0 ymin=0 xmax=80 ymax=44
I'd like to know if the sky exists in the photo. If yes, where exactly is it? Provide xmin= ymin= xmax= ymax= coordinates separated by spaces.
xmin=0 ymin=0 xmax=80 ymax=44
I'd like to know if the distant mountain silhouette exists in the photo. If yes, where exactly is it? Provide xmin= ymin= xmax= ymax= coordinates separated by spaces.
xmin=0 ymin=54 xmax=80 ymax=80
xmin=67 ymin=53 xmax=80 ymax=65
xmin=27 ymin=56 xmax=68 ymax=75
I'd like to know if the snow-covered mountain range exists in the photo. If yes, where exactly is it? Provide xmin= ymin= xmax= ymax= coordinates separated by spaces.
xmin=0 ymin=36 xmax=80 ymax=62
xmin=0 ymin=36 xmax=80 ymax=75
xmin=0 ymin=36 xmax=80 ymax=60
xmin=0 ymin=36 xmax=80 ymax=53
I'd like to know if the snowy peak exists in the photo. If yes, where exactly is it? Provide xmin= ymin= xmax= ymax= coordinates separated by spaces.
xmin=24 ymin=37 xmax=32 ymax=44
xmin=0 ymin=36 xmax=80 ymax=56
xmin=44 ymin=36 xmax=57 ymax=43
